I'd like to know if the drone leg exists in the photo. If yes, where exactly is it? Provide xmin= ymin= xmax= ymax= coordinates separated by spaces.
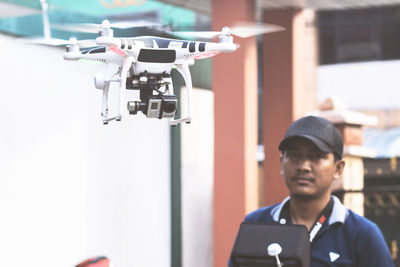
xmin=170 ymin=62 xmax=192 ymax=126
xmin=117 ymin=56 xmax=134 ymax=121
xmin=101 ymin=83 xmax=110 ymax=124
xmin=100 ymin=81 xmax=122 ymax=124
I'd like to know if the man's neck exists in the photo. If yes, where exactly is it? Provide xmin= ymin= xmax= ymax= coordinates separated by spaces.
xmin=289 ymin=194 xmax=331 ymax=231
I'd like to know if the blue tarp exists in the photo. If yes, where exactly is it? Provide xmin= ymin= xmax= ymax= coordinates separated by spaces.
xmin=364 ymin=127 xmax=400 ymax=158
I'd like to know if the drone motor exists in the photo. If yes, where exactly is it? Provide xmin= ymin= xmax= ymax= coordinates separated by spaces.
xmin=218 ymin=26 xmax=233 ymax=43
xmin=66 ymin=43 xmax=79 ymax=53
xmin=98 ymin=20 xmax=113 ymax=38
xmin=65 ymin=37 xmax=79 ymax=53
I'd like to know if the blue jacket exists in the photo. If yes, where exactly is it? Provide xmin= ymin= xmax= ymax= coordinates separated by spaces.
xmin=229 ymin=196 xmax=394 ymax=267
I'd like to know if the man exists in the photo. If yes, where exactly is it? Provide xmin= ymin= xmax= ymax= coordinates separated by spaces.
xmin=229 ymin=116 xmax=394 ymax=266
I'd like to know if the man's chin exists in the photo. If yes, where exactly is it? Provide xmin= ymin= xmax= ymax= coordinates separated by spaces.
xmin=291 ymin=192 xmax=319 ymax=201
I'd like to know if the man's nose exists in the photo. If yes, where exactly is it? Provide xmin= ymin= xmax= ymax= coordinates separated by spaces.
xmin=296 ymin=156 xmax=312 ymax=171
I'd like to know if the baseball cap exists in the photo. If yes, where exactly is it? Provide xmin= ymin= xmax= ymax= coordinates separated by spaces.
xmin=278 ymin=116 xmax=343 ymax=159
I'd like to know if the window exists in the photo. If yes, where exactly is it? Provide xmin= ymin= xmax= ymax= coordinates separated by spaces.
xmin=318 ymin=5 xmax=400 ymax=64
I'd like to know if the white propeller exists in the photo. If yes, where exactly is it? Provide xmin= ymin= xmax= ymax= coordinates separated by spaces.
xmin=17 ymin=35 xmax=95 ymax=48
xmin=74 ymin=39 xmax=97 ymax=48
xmin=63 ymin=36 xmax=97 ymax=48
xmin=31 ymin=36 xmax=97 ymax=49
xmin=16 ymin=0 xmax=68 ymax=46
xmin=172 ymin=22 xmax=285 ymax=39
xmin=52 ymin=19 xmax=163 ymax=33
xmin=17 ymin=36 xmax=69 ymax=46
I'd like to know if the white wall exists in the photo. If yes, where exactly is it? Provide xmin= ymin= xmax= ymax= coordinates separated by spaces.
xmin=0 ymin=34 xmax=171 ymax=267
xmin=181 ymin=88 xmax=214 ymax=267
xmin=318 ymin=60 xmax=400 ymax=110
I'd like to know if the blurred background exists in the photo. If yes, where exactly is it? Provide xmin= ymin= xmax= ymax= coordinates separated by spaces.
xmin=0 ymin=0 xmax=399 ymax=267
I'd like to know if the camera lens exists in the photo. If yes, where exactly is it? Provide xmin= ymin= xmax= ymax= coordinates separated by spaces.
xmin=163 ymin=101 xmax=177 ymax=113
xmin=127 ymin=101 xmax=139 ymax=114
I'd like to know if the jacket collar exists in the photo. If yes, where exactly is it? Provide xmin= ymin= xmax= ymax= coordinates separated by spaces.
xmin=271 ymin=195 xmax=348 ymax=225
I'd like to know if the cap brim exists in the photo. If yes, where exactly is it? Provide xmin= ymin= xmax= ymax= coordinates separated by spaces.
xmin=278 ymin=135 xmax=332 ymax=154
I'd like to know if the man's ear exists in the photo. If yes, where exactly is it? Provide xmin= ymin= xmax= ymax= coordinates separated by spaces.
xmin=279 ymin=152 xmax=284 ymax=165
xmin=333 ymin=159 xmax=346 ymax=180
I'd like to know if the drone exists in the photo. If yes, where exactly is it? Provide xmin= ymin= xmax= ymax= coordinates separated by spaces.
xmin=61 ymin=19 xmax=284 ymax=125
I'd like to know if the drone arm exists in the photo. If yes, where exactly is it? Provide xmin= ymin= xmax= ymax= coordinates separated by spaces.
xmin=204 ymin=42 xmax=237 ymax=53
xmin=96 ymin=37 xmax=121 ymax=47
xmin=170 ymin=62 xmax=192 ymax=125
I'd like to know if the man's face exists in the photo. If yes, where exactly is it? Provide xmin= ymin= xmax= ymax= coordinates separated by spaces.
xmin=280 ymin=137 xmax=345 ymax=200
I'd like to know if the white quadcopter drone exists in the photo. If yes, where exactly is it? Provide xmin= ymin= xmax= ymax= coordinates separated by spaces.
xmin=61 ymin=19 xmax=284 ymax=125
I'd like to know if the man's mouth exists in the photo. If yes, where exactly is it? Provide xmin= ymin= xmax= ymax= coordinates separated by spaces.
xmin=292 ymin=176 xmax=314 ymax=183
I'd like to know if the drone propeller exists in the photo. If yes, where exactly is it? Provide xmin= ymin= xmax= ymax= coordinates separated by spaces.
xmin=52 ymin=19 xmax=163 ymax=33
xmin=17 ymin=36 xmax=69 ymax=46
xmin=57 ymin=36 xmax=97 ymax=48
xmin=71 ymin=38 xmax=97 ymax=48
xmin=172 ymin=22 xmax=285 ymax=39
xmin=17 ymin=36 xmax=95 ymax=48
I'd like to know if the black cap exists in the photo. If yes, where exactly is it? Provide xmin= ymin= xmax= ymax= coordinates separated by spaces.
xmin=278 ymin=116 xmax=343 ymax=159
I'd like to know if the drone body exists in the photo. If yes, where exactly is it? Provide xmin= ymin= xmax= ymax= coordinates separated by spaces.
xmin=63 ymin=20 xmax=283 ymax=125
xmin=65 ymin=35 xmax=236 ymax=73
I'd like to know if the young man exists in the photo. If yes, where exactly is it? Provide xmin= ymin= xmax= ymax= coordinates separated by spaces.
xmin=229 ymin=116 xmax=394 ymax=266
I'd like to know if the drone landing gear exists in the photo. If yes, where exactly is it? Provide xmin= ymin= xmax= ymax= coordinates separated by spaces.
xmin=116 ymin=57 xmax=134 ymax=121
xmin=102 ymin=115 xmax=122 ymax=124
xmin=100 ymin=92 xmax=123 ymax=124
xmin=99 ymin=58 xmax=133 ymax=125
xmin=169 ymin=62 xmax=192 ymax=126
xmin=100 ymin=82 xmax=122 ymax=124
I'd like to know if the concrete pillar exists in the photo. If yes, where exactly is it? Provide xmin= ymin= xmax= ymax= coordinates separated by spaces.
xmin=262 ymin=9 xmax=318 ymax=206
xmin=212 ymin=0 xmax=259 ymax=266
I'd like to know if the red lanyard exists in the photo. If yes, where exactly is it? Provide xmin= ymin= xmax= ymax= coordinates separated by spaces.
xmin=279 ymin=198 xmax=334 ymax=242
